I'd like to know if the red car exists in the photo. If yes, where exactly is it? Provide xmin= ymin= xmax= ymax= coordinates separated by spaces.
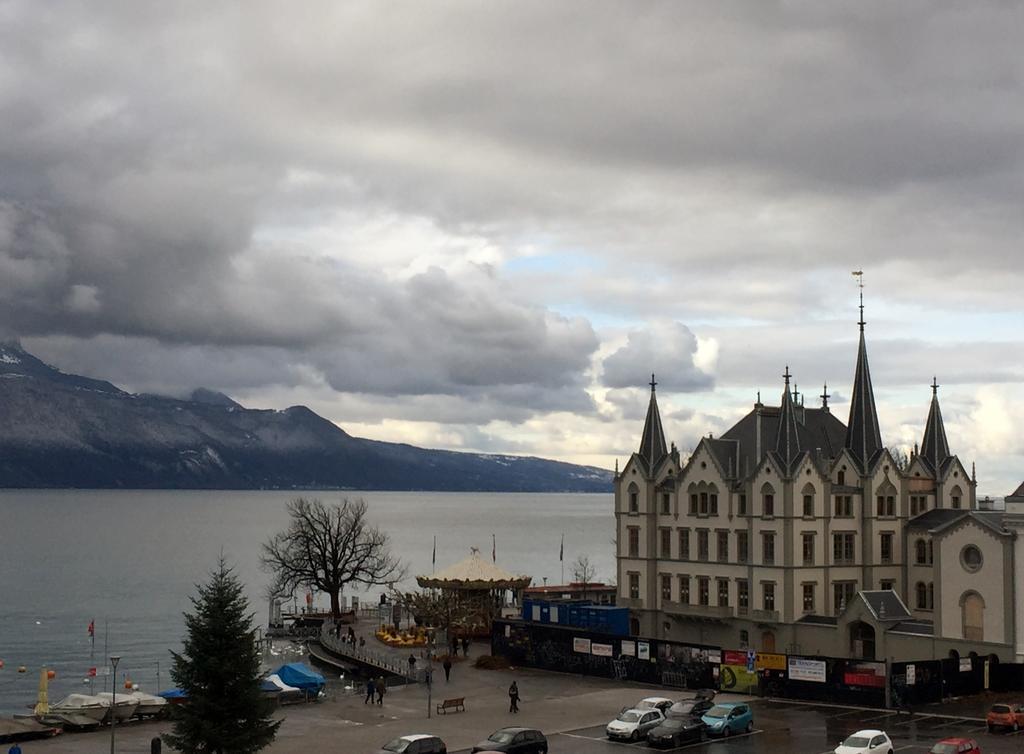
xmin=987 ymin=703 xmax=1024 ymax=732
xmin=930 ymin=738 xmax=981 ymax=754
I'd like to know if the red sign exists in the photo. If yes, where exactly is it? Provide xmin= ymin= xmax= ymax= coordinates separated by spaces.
xmin=844 ymin=671 xmax=885 ymax=688
xmin=723 ymin=650 xmax=747 ymax=666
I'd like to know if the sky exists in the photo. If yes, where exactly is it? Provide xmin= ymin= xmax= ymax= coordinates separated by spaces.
xmin=0 ymin=1 xmax=1022 ymax=494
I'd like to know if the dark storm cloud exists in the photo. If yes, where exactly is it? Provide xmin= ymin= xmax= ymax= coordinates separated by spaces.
xmin=2 ymin=0 xmax=1023 ymax=436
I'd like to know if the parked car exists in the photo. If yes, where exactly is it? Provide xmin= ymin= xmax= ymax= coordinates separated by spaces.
xmin=635 ymin=696 xmax=675 ymax=713
xmin=607 ymin=708 xmax=665 ymax=741
xmin=701 ymin=703 xmax=753 ymax=737
xmin=667 ymin=696 xmax=715 ymax=719
xmin=646 ymin=715 xmax=706 ymax=748
xmin=834 ymin=730 xmax=893 ymax=754
xmin=470 ymin=728 xmax=548 ymax=754
xmin=987 ymin=703 xmax=1024 ymax=732
xmin=377 ymin=734 xmax=447 ymax=754
xmin=930 ymin=738 xmax=981 ymax=754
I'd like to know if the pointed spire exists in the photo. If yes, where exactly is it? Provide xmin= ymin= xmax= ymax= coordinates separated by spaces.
xmin=920 ymin=377 xmax=951 ymax=474
xmin=845 ymin=280 xmax=883 ymax=468
xmin=820 ymin=382 xmax=830 ymax=411
xmin=638 ymin=373 xmax=668 ymax=474
xmin=775 ymin=366 xmax=802 ymax=472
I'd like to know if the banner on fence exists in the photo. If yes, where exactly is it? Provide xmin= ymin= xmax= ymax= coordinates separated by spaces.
xmin=788 ymin=657 xmax=827 ymax=683
xmin=758 ymin=652 xmax=786 ymax=671
xmin=960 ymin=658 xmax=972 ymax=673
xmin=844 ymin=661 xmax=886 ymax=688
xmin=620 ymin=640 xmax=636 ymax=657
xmin=638 ymin=641 xmax=651 ymax=661
xmin=720 ymin=650 xmax=758 ymax=692
xmin=906 ymin=664 xmax=916 ymax=685
xmin=573 ymin=637 xmax=592 ymax=654
xmin=592 ymin=643 xmax=614 ymax=657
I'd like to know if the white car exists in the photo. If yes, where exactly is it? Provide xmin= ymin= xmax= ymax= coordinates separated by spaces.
xmin=607 ymin=708 xmax=665 ymax=742
xmin=835 ymin=730 xmax=893 ymax=754
xmin=636 ymin=696 xmax=675 ymax=713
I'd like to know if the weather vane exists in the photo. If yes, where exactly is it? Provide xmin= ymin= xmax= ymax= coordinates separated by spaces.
xmin=851 ymin=269 xmax=865 ymax=330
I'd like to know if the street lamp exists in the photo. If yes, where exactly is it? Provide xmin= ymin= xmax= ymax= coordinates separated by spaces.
xmin=109 ymin=655 xmax=121 ymax=754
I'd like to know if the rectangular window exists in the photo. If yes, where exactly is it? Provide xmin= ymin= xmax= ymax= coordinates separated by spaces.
xmin=877 ymin=495 xmax=896 ymax=517
xmin=661 ymin=573 xmax=671 ymax=601
xmin=698 ymin=576 xmax=710 ymax=606
xmin=802 ymin=532 xmax=814 ymax=566
xmin=717 ymin=578 xmax=729 ymax=607
xmin=659 ymin=528 xmax=671 ymax=559
xmin=629 ymin=490 xmax=639 ymax=513
xmin=802 ymin=583 xmax=815 ymax=612
xmin=880 ymin=579 xmax=895 ymax=592
xmin=628 ymin=527 xmax=639 ymax=558
xmin=717 ymin=530 xmax=729 ymax=562
xmin=737 ymin=579 xmax=750 ymax=611
xmin=679 ymin=529 xmax=690 ymax=560
xmin=699 ymin=492 xmax=709 ymax=515
xmin=763 ymin=493 xmax=774 ymax=517
xmin=833 ymin=532 xmax=855 ymax=564
xmin=762 ymin=532 xmax=775 ymax=565
xmin=835 ymin=495 xmax=853 ymax=517
xmin=629 ymin=573 xmax=640 ymax=599
xmin=710 ymin=494 xmax=719 ymax=516
xmin=737 ymin=531 xmax=749 ymax=563
xmin=803 ymin=494 xmax=814 ymax=517
xmin=763 ymin=582 xmax=775 ymax=612
xmin=738 ymin=494 xmax=747 ymax=516
xmin=952 ymin=495 xmax=961 ymax=509
xmin=697 ymin=530 xmax=709 ymax=561
xmin=678 ymin=575 xmax=690 ymax=604
xmin=689 ymin=494 xmax=698 ymax=515
xmin=661 ymin=493 xmax=671 ymax=515
xmin=833 ymin=581 xmax=856 ymax=613
xmin=880 ymin=532 xmax=893 ymax=564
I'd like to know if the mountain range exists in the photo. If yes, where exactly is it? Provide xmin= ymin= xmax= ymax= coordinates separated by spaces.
xmin=0 ymin=343 xmax=611 ymax=492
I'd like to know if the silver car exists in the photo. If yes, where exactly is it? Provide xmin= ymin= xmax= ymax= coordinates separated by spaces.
xmin=606 ymin=708 xmax=665 ymax=742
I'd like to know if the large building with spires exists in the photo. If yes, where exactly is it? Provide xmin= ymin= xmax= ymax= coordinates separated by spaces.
xmin=615 ymin=303 xmax=1024 ymax=662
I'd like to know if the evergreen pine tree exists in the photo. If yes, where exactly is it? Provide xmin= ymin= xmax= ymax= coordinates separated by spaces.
xmin=163 ymin=559 xmax=281 ymax=754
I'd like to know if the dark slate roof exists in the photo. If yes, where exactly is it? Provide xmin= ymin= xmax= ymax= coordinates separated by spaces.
xmin=1008 ymin=480 xmax=1024 ymax=502
xmin=796 ymin=614 xmax=838 ymax=626
xmin=845 ymin=328 xmax=883 ymax=470
xmin=887 ymin=620 xmax=934 ymax=636
xmin=860 ymin=590 xmax=911 ymax=622
xmin=774 ymin=374 xmax=802 ymax=474
xmin=721 ymin=404 xmax=846 ymax=480
xmin=920 ymin=385 xmax=951 ymax=475
xmin=638 ymin=380 xmax=668 ymax=475
xmin=906 ymin=508 xmax=1009 ymax=537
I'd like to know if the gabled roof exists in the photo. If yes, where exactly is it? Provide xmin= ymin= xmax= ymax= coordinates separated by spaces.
xmin=920 ymin=380 xmax=951 ymax=475
xmin=638 ymin=376 xmax=668 ymax=475
xmin=859 ymin=590 xmax=911 ymax=622
xmin=906 ymin=508 xmax=1010 ymax=538
xmin=845 ymin=325 xmax=883 ymax=470
xmin=1008 ymin=480 xmax=1024 ymax=503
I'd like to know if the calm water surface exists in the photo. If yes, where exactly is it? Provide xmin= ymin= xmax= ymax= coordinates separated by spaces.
xmin=0 ymin=490 xmax=612 ymax=715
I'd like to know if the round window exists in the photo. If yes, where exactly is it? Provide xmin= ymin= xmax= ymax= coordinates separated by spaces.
xmin=961 ymin=545 xmax=983 ymax=572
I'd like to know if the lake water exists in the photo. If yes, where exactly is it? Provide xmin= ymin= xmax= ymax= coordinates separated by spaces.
xmin=0 ymin=490 xmax=613 ymax=715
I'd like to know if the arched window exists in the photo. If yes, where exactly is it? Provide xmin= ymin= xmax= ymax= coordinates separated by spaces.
xmin=688 ymin=483 xmax=698 ymax=515
xmin=628 ymin=483 xmax=639 ymax=513
xmin=951 ymin=484 xmax=963 ymax=510
xmin=876 ymin=482 xmax=896 ymax=517
xmin=761 ymin=482 xmax=775 ymax=517
xmin=837 ymin=470 xmax=845 ymax=485
xmin=708 ymin=483 xmax=719 ymax=515
xmin=927 ymin=582 xmax=935 ymax=609
xmin=927 ymin=540 xmax=934 ymax=564
xmin=958 ymin=590 xmax=983 ymax=639
xmin=915 ymin=539 xmax=927 ymax=565
xmin=916 ymin=582 xmax=928 ymax=609
xmin=802 ymin=483 xmax=815 ymax=517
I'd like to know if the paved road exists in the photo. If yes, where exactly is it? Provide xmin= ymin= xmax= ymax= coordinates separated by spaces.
xmin=454 ymin=699 xmax=1023 ymax=754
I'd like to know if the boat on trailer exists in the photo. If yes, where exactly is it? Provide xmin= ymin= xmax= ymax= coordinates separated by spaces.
xmin=95 ymin=692 xmax=139 ymax=723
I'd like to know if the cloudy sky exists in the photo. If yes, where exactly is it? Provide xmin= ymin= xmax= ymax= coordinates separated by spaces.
xmin=1 ymin=1 xmax=1022 ymax=494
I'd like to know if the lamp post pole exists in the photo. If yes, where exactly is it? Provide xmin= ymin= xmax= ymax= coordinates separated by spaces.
xmin=109 ymin=655 xmax=120 ymax=754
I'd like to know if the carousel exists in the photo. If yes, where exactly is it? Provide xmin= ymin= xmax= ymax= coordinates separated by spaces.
xmin=416 ymin=547 xmax=532 ymax=637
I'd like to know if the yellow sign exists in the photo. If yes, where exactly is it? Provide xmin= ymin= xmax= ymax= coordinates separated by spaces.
xmin=757 ymin=652 xmax=786 ymax=671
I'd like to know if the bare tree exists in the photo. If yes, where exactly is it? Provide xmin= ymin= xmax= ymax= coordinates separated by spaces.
xmin=262 ymin=498 xmax=405 ymax=621
xmin=572 ymin=554 xmax=597 ymax=600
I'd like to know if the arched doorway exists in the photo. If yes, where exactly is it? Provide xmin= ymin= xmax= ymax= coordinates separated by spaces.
xmin=849 ymin=620 xmax=876 ymax=660
xmin=761 ymin=631 xmax=776 ymax=652
xmin=961 ymin=592 xmax=985 ymax=642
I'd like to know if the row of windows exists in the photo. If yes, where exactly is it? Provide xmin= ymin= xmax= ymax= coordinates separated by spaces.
xmin=641 ymin=527 xmax=897 ymax=566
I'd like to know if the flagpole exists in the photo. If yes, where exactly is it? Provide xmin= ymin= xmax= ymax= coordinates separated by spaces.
xmin=492 ymin=533 xmax=496 ymax=563
xmin=432 ymin=535 xmax=436 ymax=574
xmin=560 ymin=534 xmax=564 ymax=585
xmin=103 ymin=618 xmax=109 ymax=694
xmin=89 ymin=618 xmax=95 ymax=694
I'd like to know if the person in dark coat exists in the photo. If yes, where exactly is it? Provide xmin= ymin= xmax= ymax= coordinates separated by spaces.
xmin=451 ymin=636 xmax=459 ymax=657
xmin=508 ymin=681 xmax=520 ymax=713
xmin=443 ymin=656 xmax=452 ymax=682
xmin=461 ymin=636 xmax=470 ymax=656
xmin=364 ymin=677 xmax=375 ymax=704
xmin=376 ymin=676 xmax=386 ymax=705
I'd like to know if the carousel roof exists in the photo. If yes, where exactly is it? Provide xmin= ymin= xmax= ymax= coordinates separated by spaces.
xmin=417 ymin=548 xmax=532 ymax=590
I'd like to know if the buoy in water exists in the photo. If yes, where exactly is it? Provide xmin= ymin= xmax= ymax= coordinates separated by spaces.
xmin=47 ymin=669 xmax=56 ymax=680
xmin=124 ymin=678 xmax=133 ymax=689
xmin=17 ymin=666 xmax=27 ymax=673
xmin=0 ymin=659 xmax=5 ymax=669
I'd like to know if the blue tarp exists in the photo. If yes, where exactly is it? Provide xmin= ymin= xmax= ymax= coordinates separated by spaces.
xmin=273 ymin=663 xmax=325 ymax=693
xmin=158 ymin=688 xmax=187 ymax=699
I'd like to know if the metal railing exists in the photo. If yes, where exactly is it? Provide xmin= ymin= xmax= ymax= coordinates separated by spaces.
xmin=319 ymin=623 xmax=424 ymax=681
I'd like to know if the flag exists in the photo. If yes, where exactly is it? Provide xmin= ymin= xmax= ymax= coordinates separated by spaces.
xmin=87 ymin=620 xmax=94 ymax=637
xmin=492 ymin=533 xmax=496 ymax=563
xmin=559 ymin=534 xmax=564 ymax=562
xmin=432 ymin=535 xmax=436 ymax=568
xmin=87 ymin=667 xmax=97 ymax=678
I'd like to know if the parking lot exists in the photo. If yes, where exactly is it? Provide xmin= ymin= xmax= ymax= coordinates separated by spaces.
xmin=453 ymin=699 xmax=1024 ymax=754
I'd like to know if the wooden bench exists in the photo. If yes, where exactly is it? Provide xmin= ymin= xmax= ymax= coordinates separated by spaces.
xmin=436 ymin=697 xmax=465 ymax=714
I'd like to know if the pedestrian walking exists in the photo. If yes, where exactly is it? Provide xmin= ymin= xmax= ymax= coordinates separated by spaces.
xmin=408 ymin=653 xmax=417 ymax=679
xmin=461 ymin=636 xmax=469 ymax=656
xmin=364 ymin=677 xmax=375 ymax=704
xmin=508 ymin=681 xmax=520 ymax=713
xmin=9 ymin=744 xmax=23 ymax=754
xmin=376 ymin=676 xmax=386 ymax=705
xmin=451 ymin=636 xmax=459 ymax=657
xmin=359 ymin=636 xmax=365 ymax=648
xmin=443 ymin=657 xmax=452 ymax=682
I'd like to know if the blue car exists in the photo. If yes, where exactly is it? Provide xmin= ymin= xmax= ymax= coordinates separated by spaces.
xmin=701 ymin=702 xmax=753 ymax=737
